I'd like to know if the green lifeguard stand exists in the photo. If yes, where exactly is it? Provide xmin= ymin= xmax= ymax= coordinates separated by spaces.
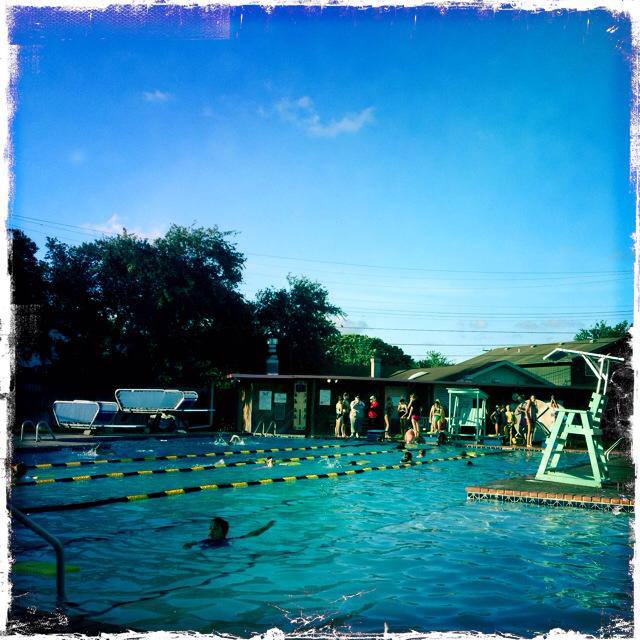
xmin=535 ymin=348 xmax=624 ymax=488
xmin=447 ymin=387 xmax=488 ymax=442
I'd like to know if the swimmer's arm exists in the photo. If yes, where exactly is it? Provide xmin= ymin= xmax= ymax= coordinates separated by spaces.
xmin=236 ymin=520 xmax=276 ymax=540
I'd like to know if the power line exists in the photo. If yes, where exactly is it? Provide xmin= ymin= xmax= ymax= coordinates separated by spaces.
xmin=338 ymin=326 xmax=580 ymax=335
xmin=244 ymin=251 xmax=631 ymax=276
xmin=9 ymin=214 xmax=631 ymax=277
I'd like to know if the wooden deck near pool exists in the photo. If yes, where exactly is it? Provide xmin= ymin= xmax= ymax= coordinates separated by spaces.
xmin=466 ymin=455 xmax=634 ymax=511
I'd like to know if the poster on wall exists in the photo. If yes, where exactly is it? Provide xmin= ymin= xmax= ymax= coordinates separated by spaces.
xmin=319 ymin=389 xmax=331 ymax=406
xmin=274 ymin=393 xmax=287 ymax=404
xmin=258 ymin=390 xmax=272 ymax=410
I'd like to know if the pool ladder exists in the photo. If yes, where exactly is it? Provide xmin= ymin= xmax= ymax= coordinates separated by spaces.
xmin=20 ymin=420 xmax=57 ymax=442
xmin=9 ymin=502 xmax=67 ymax=605
xmin=253 ymin=420 xmax=277 ymax=437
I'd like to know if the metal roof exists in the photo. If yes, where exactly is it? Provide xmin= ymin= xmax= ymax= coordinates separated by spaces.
xmin=390 ymin=337 xmax=624 ymax=382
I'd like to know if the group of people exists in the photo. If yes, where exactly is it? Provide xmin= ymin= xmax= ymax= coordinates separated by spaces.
xmin=334 ymin=392 xmax=448 ymax=443
xmin=334 ymin=393 xmax=389 ymax=439
xmin=489 ymin=394 xmax=559 ymax=448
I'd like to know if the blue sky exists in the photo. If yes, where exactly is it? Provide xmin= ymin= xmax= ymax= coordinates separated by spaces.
xmin=8 ymin=6 xmax=634 ymax=363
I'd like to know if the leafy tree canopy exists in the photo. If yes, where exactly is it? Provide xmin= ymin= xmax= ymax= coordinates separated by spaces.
xmin=254 ymin=275 xmax=342 ymax=374
xmin=574 ymin=320 xmax=630 ymax=342
xmin=414 ymin=350 xmax=453 ymax=369
xmin=41 ymin=224 xmax=260 ymax=392
xmin=328 ymin=333 xmax=414 ymax=371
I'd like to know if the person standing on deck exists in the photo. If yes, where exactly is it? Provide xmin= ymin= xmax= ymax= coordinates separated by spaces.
xmin=405 ymin=393 xmax=422 ymax=437
xmin=397 ymin=397 xmax=408 ymax=434
xmin=350 ymin=395 xmax=365 ymax=438
xmin=383 ymin=397 xmax=394 ymax=439
xmin=524 ymin=395 xmax=538 ymax=448
xmin=336 ymin=393 xmax=350 ymax=438
xmin=429 ymin=400 xmax=445 ymax=434
xmin=368 ymin=395 xmax=380 ymax=432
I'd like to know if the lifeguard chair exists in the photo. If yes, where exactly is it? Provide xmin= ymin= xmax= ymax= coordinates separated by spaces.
xmin=535 ymin=348 xmax=624 ymax=488
xmin=447 ymin=387 xmax=488 ymax=442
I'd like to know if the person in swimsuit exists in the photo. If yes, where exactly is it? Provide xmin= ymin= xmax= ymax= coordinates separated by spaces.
xmin=524 ymin=395 xmax=538 ymax=448
xmin=405 ymin=393 xmax=422 ymax=437
xmin=549 ymin=395 xmax=559 ymax=423
xmin=335 ymin=394 xmax=349 ymax=438
xmin=183 ymin=518 xmax=275 ymax=549
xmin=397 ymin=397 xmax=408 ymax=433
xmin=384 ymin=397 xmax=394 ymax=439
xmin=429 ymin=400 xmax=445 ymax=434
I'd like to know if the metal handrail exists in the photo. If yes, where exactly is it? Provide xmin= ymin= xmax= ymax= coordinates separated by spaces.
xmin=10 ymin=503 xmax=67 ymax=604
xmin=20 ymin=420 xmax=57 ymax=442
xmin=605 ymin=437 xmax=625 ymax=461
xmin=253 ymin=420 xmax=266 ymax=436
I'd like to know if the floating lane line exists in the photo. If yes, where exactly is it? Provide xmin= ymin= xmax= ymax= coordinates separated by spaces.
xmin=19 ymin=451 xmax=507 ymax=514
xmin=17 ymin=448 xmax=400 ymax=487
xmin=24 ymin=443 xmax=352 ymax=470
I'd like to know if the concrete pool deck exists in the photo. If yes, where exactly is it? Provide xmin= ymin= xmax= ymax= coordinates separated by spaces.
xmin=466 ymin=455 xmax=634 ymax=511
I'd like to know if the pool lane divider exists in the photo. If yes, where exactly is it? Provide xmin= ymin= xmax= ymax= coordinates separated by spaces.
xmin=18 ymin=448 xmax=403 ymax=487
xmin=24 ymin=443 xmax=357 ymax=470
xmin=19 ymin=451 xmax=507 ymax=514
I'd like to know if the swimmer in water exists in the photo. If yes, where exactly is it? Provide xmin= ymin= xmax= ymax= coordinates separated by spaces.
xmin=183 ymin=518 xmax=275 ymax=549
xmin=11 ymin=462 xmax=28 ymax=483
xmin=229 ymin=434 xmax=244 ymax=445
xmin=466 ymin=460 xmax=474 ymax=466
xmin=265 ymin=457 xmax=274 ymax=468
xmin=417 ymin=449 xmax=426 ymax=459
xmin=401 ymin=451 xmax=413 ymax=464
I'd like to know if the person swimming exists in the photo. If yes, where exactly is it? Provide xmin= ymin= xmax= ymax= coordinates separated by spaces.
xmin=416 ymin=449 xmax=426 ymax=459
xmin=401 ymin=451 xmax=413 ymax=463
xmin=183 ymin=518 xmax=275 ymax=549
xmin=229 ymin=434 xmax=245 ymax=445
xmin=11 ymin=462 xmax=28 ymax=483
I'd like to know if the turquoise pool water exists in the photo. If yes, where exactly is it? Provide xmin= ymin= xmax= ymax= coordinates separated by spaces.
xmin=11 ymin=437 xmax=633 ymax=636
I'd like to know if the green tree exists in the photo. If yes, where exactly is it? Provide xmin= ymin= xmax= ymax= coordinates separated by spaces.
xmin=415 ymin=350 xmax=452 ymax=368
xmin=254 ymin=275 xmax=342 ymax=374
xmin=574 ymin=320 xmax=630 ymax=341
xmin=42 ymin=224 xmax=260 ymax=395
xmin=8 ymin=229 xmax=50 ymax=363
xmin=328 ymin=333 xmax=414 ymax=371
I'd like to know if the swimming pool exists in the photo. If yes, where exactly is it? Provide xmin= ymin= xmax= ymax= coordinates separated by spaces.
xmin=10 ymin=437 xmax=633 ymax=636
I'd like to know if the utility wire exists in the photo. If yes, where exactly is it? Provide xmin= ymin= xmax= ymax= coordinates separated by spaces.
xmin=9 ymin=214 xmax=631 ymax=277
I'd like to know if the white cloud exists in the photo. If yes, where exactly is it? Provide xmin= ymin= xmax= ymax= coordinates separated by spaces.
xmin=84 ymin=213 xmax=166 ymax=241
xmin=68 ymin=149 xmax=86 ymax=165
xmin=142 ymin=89 xmax=171 ymax=103
xmin=339 ymin=319 xmax=369 ymax=335
xmin=275 ymin=96 xmax=374 ymax=138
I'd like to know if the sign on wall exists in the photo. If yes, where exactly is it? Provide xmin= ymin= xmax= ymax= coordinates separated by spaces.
xmin=319 ymin=389 xmax=331 ymax=406
xmin=274 ymin=393 xmax=287 ymax=404
xmin=258 ymin=390 xmax=272 ymax=410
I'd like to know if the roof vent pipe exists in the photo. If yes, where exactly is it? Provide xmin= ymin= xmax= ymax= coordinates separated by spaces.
xmin=370 ymin=352 xmax=381 ymax=378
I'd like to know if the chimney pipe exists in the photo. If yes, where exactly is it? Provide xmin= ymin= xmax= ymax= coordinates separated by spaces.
xmin=266 ymin=336 xmax=279 ymax=375
xmin=370 ymin=352 xmax=381 ymax=378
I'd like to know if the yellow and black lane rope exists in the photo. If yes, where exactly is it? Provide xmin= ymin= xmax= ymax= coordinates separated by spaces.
xmin=17 ymin=448 xmax=400 ymax=487
xmin=19 ymin=451 xmax=506 ymax=514
xmin=24 ymin=443 xmax=353 ymax=471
